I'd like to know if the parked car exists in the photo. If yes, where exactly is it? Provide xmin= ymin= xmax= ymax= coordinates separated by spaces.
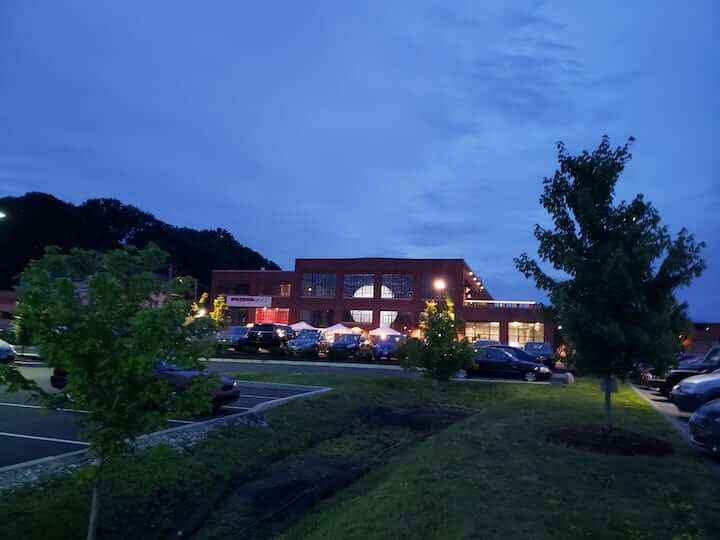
xmin=287 ymin=329 xmax=326 ymax=355
xmin=472 ymin=340 xmax=500 ymax=351
xmin=670 ymin=370 xmax=720 ymax=412
xmin=0 ymin=339 xmax=16 ymax=363
xmin=372 ymin=335 xmax=406 ymax=360
xmin=676 ymin=352 xmax=703 ymax=366
xmin=328 ymin=334 xmax=369 ymax=356
xmin=523 ymin=342 xmax=555 ymax=365
xmin=688 ymin=399 xmax=720 ymax=456
xmin=662 ymin=345 xmax=720 ymax=396
xmin=491 ymin=345 xmax=539 ymax=363
xmin=216 ymin=325 xmax=250 ymax=351
xmin=50 ymin=361 xmax=241 ymax=412
xmin=467 ymin=346 xmax=553 ymax=382
xmin=246 ymin=323 xmax=295 ymax=349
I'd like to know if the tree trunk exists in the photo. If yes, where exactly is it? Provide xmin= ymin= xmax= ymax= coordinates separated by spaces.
xmin=603 ymin=375 xmax=613 ymax=433
xmin=86 ymin=483 xmax=99 ymax=540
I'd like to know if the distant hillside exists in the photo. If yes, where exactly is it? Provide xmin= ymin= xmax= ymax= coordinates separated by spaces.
xmin=0 ymin=192 xmax=279 ymax=290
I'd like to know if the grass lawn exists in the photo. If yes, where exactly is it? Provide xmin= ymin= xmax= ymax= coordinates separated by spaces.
xmin=1 ymin=375 xmax=718 ymax=540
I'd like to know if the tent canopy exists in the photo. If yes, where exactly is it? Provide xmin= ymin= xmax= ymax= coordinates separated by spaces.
xmin=290 ymin=321 xmax=316 ymax=332
xmin=369 ymin=326 xmax=402 ymax=336
xmin=324 ymin=323 xmax=353 ymax=335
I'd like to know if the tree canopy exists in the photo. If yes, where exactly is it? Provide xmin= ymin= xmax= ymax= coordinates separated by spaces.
xmin=515 ymin=136 xmax=705 ymax=381
xmin=0 ymin=192 xmax=279 ymax=291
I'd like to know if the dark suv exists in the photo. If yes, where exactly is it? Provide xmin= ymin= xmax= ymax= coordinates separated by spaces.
xmin=246 ymin=324 xmax=294 ymax=349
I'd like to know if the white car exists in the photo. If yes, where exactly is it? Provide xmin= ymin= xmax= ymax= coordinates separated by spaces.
xmin=670 ymin=370 xmax=720 ymax=412
xmin=0 ymin=339 xmax=16 ymax=363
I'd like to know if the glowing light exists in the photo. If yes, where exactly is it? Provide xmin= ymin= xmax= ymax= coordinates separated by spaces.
xmin=433 ymin=278 xmax=447 ymax=291
xmin=557 ymin=325 xmax=563 ymax=330
xmin=468 ymin=271 xmax=473 ymax=276
xmin=195 ymin=308 xmax=207 ymax=317
xmin=0 ymin=211 xmax=6 ymax=219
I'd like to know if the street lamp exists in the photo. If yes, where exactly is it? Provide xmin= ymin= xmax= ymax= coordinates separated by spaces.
xmin=0 ymin=211 xmax=6 ymax=219
xmin=433 ymin=278 xmax=446 ymax=292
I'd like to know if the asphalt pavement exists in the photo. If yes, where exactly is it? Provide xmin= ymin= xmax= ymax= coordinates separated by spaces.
xmin=0 ymin=365 xmax=321 ymax=469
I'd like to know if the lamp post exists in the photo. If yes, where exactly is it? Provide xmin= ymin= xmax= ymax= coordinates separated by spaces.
xmin=0 ymin=211 xmax=6 ymax=220
xmin=433 ymin=278 xmax=447 ymax=300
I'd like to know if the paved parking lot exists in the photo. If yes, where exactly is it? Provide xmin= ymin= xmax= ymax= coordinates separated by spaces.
xmin=0 ymin=366 xmax=322 ymax=469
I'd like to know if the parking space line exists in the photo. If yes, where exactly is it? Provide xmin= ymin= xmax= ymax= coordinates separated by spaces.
xmin=168 ymin=419 xmax=194 ymax=424
xmin=223 ymin=405 xmax=251 ymax=411
xmin=0 ymin=401 xmax=91 ymax=414
xmin=239 ymin=393 xmax=299 ymax=400
xmin=0 ymin=431 xmax=89 ymax=446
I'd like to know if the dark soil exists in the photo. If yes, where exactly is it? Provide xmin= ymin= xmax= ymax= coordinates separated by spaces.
xmin=547 ymin=425 xmax=675 ymax=457
xmin=188 ymin=403 xmax=471 ymax=539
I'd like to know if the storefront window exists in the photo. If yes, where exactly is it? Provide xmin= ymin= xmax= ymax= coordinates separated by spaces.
xmin=302 ymin=273 xmax=336 ymax=297
xmin=343 ymin=309 xmax=373 ymax=324
xmin=381 ymin=274 xmax=413 ymax=299
xmin=344 ymin=274 xmax=374 ymax=298
xmin=379 ymin=310 xmax=397 ymax=327
xmin=465 ymin=322 xmax=500 ymax=342
xmin=229 ymin=307 xmax=248 ymax=325
xmin=254 ymin=308 xmax=290 ymax=324
xmin=508 ymin=322 xmax=545 ymax=347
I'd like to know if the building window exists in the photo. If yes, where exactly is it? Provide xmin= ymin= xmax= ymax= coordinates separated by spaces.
xmin=266 ymin=283 xmax=291 ymax=296
xmin=381 ymin=274 xmax=413 ymax=299
xmin=343 ymin=274 xmax=374 ymax=298
xmin=395 ymin=312 xmax=415 ymax=330
xmin=222 ymin=283 xmax=249 ymax=295
xmin=302 ymin=273 xmax=336 ymax=297
xmin=465 ymin=322 xmax=500 ymax=342
xmin=300 ymin=309 xmax=334 ymax=327
xmin=379 ymin=310 xmax=397 ymax=327
xmin=342 ymin=309 xmax=373 ymax=324
xmin=508 ymin=322 xmax=545 ymax=347
xmin=229 ymin=307 xmax=249 ymax=325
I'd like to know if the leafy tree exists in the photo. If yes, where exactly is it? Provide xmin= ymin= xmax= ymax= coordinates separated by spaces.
xmin=0 ymin=192 xmax=279 ymax=290
xmin=16 ymin=244 xmax=217 ymax=539
xmin=515 ymin=137 xmax=705 ymax=430
xmin=404 ymin=298 xmax=475 ymax=381
xmin=210 ymin=294 xmax=229 ymax=326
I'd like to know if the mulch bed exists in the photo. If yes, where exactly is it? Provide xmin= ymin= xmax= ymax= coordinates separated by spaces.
xmin=546 ymin=425 xmax=675 ymax=457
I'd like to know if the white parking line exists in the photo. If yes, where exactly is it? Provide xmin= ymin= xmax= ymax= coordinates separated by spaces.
xmin=0 ymin=432 xmax=89 ymax=446
xmin=239 ymin=394 xmax=298 ymax=400
xmin=0 ymin=401 xmax=90 ymax=413
xmin=168 ymin=419 xmax=194 ymax=424
xmin=223 ymin=405 xmax=251 ymax=411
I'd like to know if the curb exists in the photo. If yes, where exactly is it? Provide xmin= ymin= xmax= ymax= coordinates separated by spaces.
xmin=204 ymin=357 xmax=403 ymax=371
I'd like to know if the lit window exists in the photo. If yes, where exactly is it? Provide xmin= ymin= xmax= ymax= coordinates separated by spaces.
xmin=508 ymin=322 xmax=545 ymax=347
xmin=382 ymin=274 xmax=413 ymax=298
xmin=465 ymin=322 xmax=500 ymax=342
xmin=380 ymin=311 xmax=397 ymax=327
xmin=302 ymin=273 xmax=336 ymax=297
xmin=344 ymin=274 xmax=374 ymax=298
xmin=342 ymin=309 xmax=372 ymax=324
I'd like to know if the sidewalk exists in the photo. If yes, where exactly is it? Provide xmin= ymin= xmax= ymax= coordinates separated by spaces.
xmin=204 ymin=357 xmax=404 ymax=371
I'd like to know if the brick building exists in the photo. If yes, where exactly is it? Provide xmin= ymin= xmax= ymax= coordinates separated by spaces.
xmin=211 ymin=258 xmax=551 ymax=347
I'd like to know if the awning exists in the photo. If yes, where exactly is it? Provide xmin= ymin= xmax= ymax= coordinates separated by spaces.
xmin=323 ymin=323 xmax=353 ymax=335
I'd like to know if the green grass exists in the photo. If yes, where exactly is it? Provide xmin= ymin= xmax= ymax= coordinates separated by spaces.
xmin=277 ymin=379 xmax=720 ymax=540
xmin=1 ymin=375 xmax=718 ymax=540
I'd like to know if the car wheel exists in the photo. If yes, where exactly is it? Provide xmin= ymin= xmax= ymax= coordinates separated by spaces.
xmin=524 ymin=371 xmax=537 ymax=382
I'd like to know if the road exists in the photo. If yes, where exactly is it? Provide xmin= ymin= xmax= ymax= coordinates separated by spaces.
xmin=202 ymin=358 xmax=409 ymax=378
xmin=0 ymin=364 xmax=321 ymax=469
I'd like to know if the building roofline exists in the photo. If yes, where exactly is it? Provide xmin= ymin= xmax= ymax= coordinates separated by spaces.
xmin=212 ymin=269 xmax=292 ymax=273
xmin=294 ymin=257 xmax=466 ymax=262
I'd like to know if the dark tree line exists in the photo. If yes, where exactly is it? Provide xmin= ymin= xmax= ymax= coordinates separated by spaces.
xmin=0 ymin=192 xmax=279 ymax=291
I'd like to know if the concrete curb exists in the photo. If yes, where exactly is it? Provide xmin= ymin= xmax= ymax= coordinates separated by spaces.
xmin=0 ymin=448 xmax=87 ymax=475
xmin=204 ymin=357 xmax=403 ymax=371
xmin=452 ymin=377 xmax=551 ymax=385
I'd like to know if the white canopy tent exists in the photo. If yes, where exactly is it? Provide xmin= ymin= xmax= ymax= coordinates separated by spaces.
xmin=290 ymin=321 xmax=316 ymax=332
xmin=368 ymin=326 xmax=402 ymax=337
xmin=323 ymin=323 xmax=353 ymax=337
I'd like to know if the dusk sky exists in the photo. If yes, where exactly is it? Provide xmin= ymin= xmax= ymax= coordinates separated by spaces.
xmin=1 ymin=1 xmax=718 ymax=319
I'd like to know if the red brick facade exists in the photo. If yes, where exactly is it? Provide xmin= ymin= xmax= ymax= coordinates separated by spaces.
xmin=211 ymin=258 xmax=552 ymax=345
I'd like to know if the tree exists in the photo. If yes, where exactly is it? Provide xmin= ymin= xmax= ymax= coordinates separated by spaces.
xmin=404 ymin=298 xmax=475 ymax=381
xmin=16 ymin=244 xmax=217 ymax=540
xmin=515 ymin=136 xmax=705 ymax=431
xmin=210 ymin=294 xmax=229 ymax=326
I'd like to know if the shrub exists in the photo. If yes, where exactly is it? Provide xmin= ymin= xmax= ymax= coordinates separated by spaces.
xmin=299 ymin=347 xmax=318 ymax=360
xmin=326 ymin=348 xmax=348 ymax=361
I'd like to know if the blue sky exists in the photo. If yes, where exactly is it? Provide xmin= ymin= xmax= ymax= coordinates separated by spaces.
xmin=1 ymin=1 xmax=718 ymax=319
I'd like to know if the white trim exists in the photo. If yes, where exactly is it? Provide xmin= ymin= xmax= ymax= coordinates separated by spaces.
xmin=237 ymin=394 xmax=286 ymax=400
xmin=0 ymin=431 xmax=89 ymax=446
xmin=222 ymin=405 xmax=250 ymax=411
xmin=0 ymin=402 xmax=90 ymax=414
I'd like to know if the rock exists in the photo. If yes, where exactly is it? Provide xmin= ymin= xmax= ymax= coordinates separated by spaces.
xmin=550 ymin=372 xmax=575 ymax=384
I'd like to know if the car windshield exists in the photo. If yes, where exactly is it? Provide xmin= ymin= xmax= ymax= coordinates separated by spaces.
xmin=253 ymin=324 xmax=275 ymax=332
xmin=222 ymin=327 xmax=248 ymax=337
xmin=703 ymin=347 xmax=720 ymax=364
xmin=335 ymin=334 xmax=360 ymax=344
xmin=297 ymin=330 xmax=321 ymax=339
xmin=502 ymin=347 xmax=536 ymax=362
xmin=524 ymin=342 xmax=551 ymax=352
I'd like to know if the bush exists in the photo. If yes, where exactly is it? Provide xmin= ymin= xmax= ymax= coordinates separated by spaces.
xmin=299 ymin=347 xmax=318 ymax=360
xmin=326 ymin=348 xmax=348 ymax=361
xmin=397 ymin=338 xmax=423 ymax=366
xmin=269 ymin=346 xmax=286 ymax=358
